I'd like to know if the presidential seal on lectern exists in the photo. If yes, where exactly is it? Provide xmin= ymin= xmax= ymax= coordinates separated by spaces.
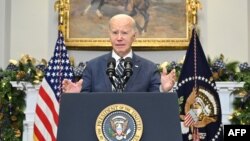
xmin=96 ymin=104 xmax=143 ymax=141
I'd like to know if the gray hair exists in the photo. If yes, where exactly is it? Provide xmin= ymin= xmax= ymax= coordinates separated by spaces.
xmin=109 ymin=14 xmax=137 ymax=32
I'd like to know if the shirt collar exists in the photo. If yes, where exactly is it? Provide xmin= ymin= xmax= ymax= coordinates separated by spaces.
xmin=112 ymin=50 xmax=133 ymax=62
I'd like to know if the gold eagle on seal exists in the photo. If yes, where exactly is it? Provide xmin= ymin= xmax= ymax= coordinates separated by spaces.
xmin=110 ymin=115 xmax=131 ymax=140
xmin=181 ymin=87 xmax=218 ymax=128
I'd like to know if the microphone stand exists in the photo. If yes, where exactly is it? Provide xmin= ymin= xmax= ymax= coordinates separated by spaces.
xmin=116 ymin=57 xmax=133 ymax=93
xmin=116 ymin=76 xmax=124 ymax=93
xmin=106 ymin=57 xmax=133 ymax=93
xmin=115 ymin=72 xmax=132 ymax=93
xmin=107 ymin=71 xmax=124 ymax=93
xmin=106 ymin=70 xmax=124 ymax=93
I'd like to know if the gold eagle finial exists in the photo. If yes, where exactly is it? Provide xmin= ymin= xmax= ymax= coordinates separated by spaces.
xmin=54 ymin=0 xmax=69 ymax=32
xmin=187 ymin=0 xmax=202 ymax=26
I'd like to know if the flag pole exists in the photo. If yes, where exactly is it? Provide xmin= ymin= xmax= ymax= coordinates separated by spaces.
xmin=187 ymin=0 xmax=202 ymax=88
xmin=54 ymin=0 xmax=72 ymax=95
xmin=33 ymin=1 xmax=74 ymax=140
xmin=187 ymin=1 xmax=202 ymax=140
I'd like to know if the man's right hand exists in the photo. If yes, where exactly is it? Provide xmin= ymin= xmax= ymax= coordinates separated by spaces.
xmin=62 ymin=79 xmax=83 ymax=93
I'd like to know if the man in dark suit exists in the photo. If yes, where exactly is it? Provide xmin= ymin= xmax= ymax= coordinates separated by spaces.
xmin=62 ymin=14 xmax=176 ymax=93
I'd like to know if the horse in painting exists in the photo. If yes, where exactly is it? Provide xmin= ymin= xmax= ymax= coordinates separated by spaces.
xmin=84 ymin=0 xmax=150 ymax=33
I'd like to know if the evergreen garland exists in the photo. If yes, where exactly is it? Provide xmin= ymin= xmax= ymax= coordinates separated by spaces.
xmin=0 ymin=71 xmax=26 ymax=140
xmin=229 ymin=71 xmax=250 ymax=124
xmin=0 ymin=55 xmax=46 ymax=141
xmin=207 ymin=54 xmax=250 ymax=124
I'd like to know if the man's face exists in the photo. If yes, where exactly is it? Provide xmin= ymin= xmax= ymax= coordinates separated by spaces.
xmin=109 ymin=17 xmax=136 ymax=57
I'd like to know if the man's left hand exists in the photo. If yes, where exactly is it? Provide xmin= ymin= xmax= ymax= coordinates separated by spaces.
xmin=160 ymin=67 xmax=176 ymax=92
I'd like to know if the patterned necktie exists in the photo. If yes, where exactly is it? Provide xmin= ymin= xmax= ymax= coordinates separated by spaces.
xmin=114 ymin=58 xmax=125 ymax=91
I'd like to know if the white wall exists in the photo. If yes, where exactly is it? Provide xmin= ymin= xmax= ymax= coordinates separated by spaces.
xmin=0 ymin=0 xmax=249 ymax=67
xmin=0 ymin=0 xmax=5 ymax=68
xmin=248 ymin=0 xmax=250 ymax=63
xmin=10 ymin=0 xmax=50 ymax=62
xmin=0 ymin=0 xmax=10 ymax=69
xmin=206 ymin=0 xmax=249 ymax=62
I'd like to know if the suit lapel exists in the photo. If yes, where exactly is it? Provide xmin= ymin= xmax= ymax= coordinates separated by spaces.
xmin=103 ymin=52 xmax=113 ymax=91
xmin=124 ymin=53 xmax=141 ymax=91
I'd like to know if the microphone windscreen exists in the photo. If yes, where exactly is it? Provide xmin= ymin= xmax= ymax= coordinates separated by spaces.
xmin=124 ymin=57 xmax=133 ymax=66
xmin=107 ymin=57 xmax=116 ymax=67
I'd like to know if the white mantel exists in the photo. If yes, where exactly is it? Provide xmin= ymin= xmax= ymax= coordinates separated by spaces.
xmin=11 ymin=81 xmax=244 ymax=141
xmin=215 ymin=82 xmax=245 ymax=125
xmin=10 ymin=81 xmax=40 ymax=141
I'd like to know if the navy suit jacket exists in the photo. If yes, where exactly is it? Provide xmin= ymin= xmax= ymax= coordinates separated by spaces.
xmin=81 ymin=52 xmax=160 ymax=92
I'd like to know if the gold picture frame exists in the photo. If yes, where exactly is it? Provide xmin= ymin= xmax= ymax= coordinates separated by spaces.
xmin=55 ymin=0 xmax=200 ymax=50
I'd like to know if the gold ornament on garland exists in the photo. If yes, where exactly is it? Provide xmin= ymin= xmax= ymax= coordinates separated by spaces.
xmin=0 ymin=113 xmax=3 ymax=120
xmin=11 ymin=115 xmax=17 ymax=121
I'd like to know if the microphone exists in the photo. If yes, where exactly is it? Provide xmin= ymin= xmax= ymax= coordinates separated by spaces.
xmin=124 ymin=57 xmax=133 ymax=82
xmin=106 ymin=57 xmax=116 ymax=78
xmin=106 ymin=57 xmax=117 ymax=90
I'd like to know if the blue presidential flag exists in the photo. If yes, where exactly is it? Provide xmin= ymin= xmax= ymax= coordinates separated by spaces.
xmin=176 ymin=29 xmax=223 ymax=141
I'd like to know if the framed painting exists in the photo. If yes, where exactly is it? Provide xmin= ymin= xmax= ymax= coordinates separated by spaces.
xmin=59 ymin=0 xmax=196 ymax=50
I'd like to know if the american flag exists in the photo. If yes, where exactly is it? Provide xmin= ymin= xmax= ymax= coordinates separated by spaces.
xmin=184 ymin=109 xmax=198 ymax=127
xmin=33 ymin=31 xmax=74 ymax=141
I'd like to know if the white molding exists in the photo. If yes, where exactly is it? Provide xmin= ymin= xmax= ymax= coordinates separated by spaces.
xmin=10 ymin=81 xmax=40 ymax=141
xmin=216 ymin=81 xmax=244 ymax=125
